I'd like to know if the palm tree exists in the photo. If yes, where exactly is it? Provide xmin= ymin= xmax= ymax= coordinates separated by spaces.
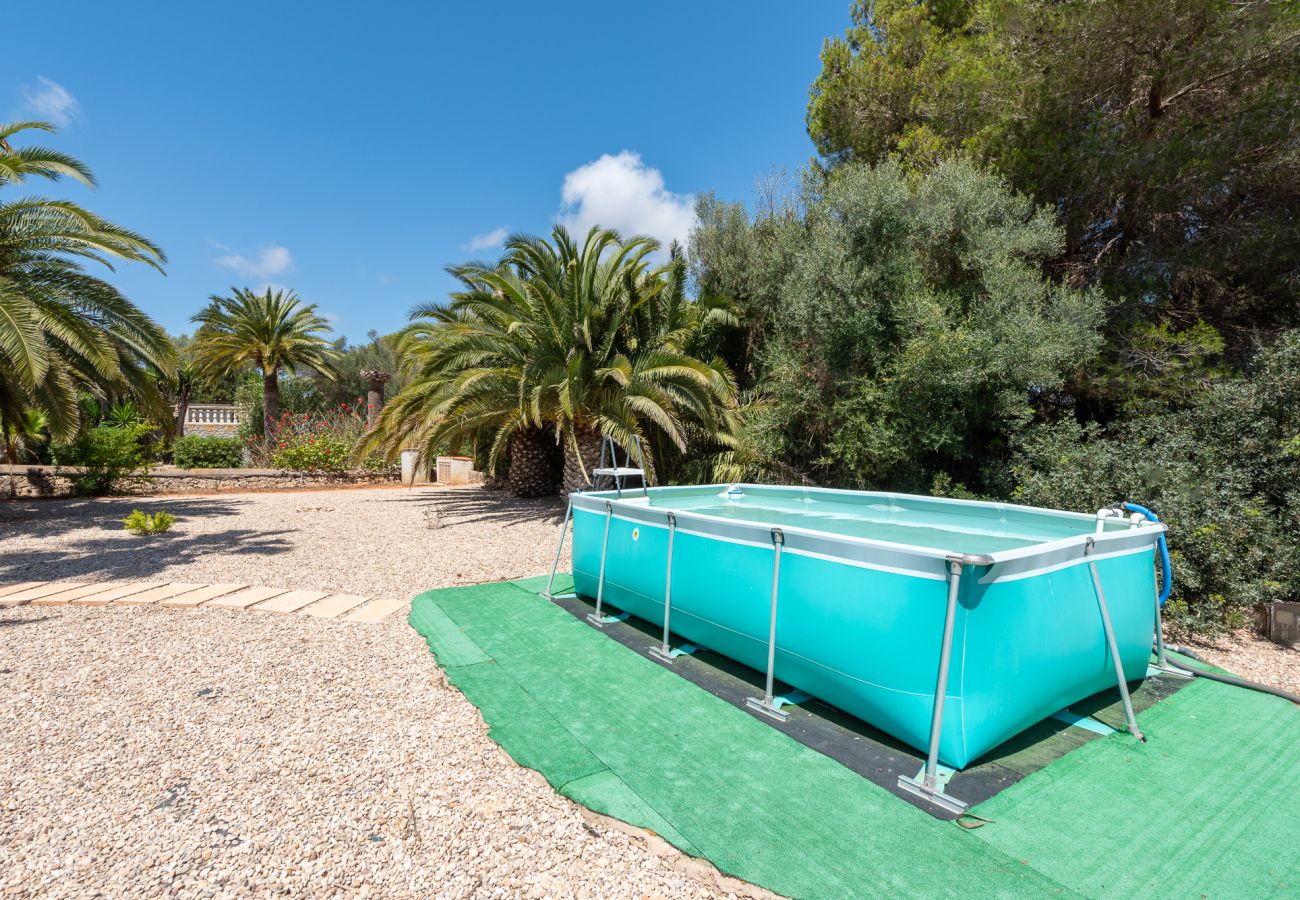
xmin=189 ymin=287 xmax=338 ymax=435
xmin=0 ymin=121 xmax=174 ymax=440
xmin=366 ymin=226 xmax=740 ymax=495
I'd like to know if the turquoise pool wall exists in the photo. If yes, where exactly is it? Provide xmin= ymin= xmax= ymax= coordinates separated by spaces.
xmin=569 ymin=487 xmax=1159 ymax=769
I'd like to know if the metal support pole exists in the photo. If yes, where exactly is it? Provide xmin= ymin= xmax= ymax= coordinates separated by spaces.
xmin=898 ymin=557 xmax=969 ymax=814
xmin=1086 ymin=537 xmax=1145 ymax=741
xmin=745 ymin=528 xmax=789 ymax=722
xmin=542 ymin=499 xmax=574 ymax=600
xmin=585 ymin=502 xmax=614 ymax=627
xmin=648 ymin=513 xmax=678 ymax=664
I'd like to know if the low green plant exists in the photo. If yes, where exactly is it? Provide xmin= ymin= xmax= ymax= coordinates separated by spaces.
xmin=172 ymin=435 xmax=243 ymax=469
xmin=122 ymin=509 xmax=176 ymax=535
xmin=51 ymin=425 xmax=151 ymax=495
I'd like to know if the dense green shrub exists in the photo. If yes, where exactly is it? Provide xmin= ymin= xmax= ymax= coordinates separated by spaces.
xmin=171 ymin=435 xmax=243 ymax=469
xmin=691 ymin=157 xmax=1102 ymax=493
xmin=50 ymin=425 xmax=151 ymax=495
xmin=1011 ymin=332 xmax=1300 ymax=635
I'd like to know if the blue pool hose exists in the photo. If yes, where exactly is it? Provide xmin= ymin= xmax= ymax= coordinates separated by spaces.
xmin=1120 ymin=502 xmax=1172 ymax=607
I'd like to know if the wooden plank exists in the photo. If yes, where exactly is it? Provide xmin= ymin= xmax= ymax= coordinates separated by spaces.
xmin=0 ymin=582 xmax=46 ymax=598
xmin=252 ymin=589 xmax=329 ymax=614
xmin=161 ymin=583 xmax=248 ymax=608
xmin=206 ymin=585 xmax=288 ymax=609
xmin=302 ymin=593 xmax=370 ymax=620
xmin=72 ymin=582 xmax=165 ymax=606
xmin=113 ymin=583 xmax=206 ymax=605
xmin=342 ymin=595 xmax=409 ymax=624
xmin=3 ymin=582 xmax=92 ymax=607
xmin=30 ymin=582 xmax=107 ymax=603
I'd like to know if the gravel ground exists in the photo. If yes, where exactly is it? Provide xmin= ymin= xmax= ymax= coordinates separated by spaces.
xmin=0 ymin=605 xmax=760 ymax=899
xmin=1184 ymin=629 xmax=1300 ymax=694
xmin=0 ymin=485 xmax=570 ymax=600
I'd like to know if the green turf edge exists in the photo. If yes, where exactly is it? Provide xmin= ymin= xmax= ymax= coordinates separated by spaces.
xmin=408 ymin=580 xmax=1076 ymax=900
xmin=971 ymin=675 xmax=1300 ymax=899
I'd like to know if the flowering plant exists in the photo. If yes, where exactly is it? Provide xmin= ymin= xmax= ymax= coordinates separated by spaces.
xmin=241 ymin=400 xmax=367 ymax=472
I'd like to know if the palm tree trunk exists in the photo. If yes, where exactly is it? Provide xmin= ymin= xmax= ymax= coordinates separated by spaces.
xmin=174 ymin=384 xmax=192 ymax=438
xmin=263 ymin=368 xmax=281 ymax=438
xmin=508 ymin=427 xmax=560 ymax=498
xmin=561 ymin=425 xmax=604 ymax=495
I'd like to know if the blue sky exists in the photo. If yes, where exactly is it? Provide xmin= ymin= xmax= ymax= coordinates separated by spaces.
xmin=7 ymin=2 xmax=847 ymax=342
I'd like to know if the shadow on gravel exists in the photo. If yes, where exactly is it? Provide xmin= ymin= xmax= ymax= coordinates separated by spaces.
xmin=0 ymin=496 xmax=293 ymax=582
xmin=404 ymin=490 xmax=567 ymax=527
xmin=0 ymin=616 xmax=53 ymax=628
xmin=0 ymin=496 xmax=247 ymax=533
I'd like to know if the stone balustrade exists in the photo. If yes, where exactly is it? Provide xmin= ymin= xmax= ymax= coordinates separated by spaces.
xmin=183 ymin=404 xmax=239 ymax=436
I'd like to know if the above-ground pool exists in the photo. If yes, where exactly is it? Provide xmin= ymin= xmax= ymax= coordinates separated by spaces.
xmin=561 ymin=484 xmax=1164 ymax=808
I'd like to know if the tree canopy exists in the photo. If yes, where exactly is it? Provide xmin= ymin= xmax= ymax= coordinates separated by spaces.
xmin=808 ymin=0 xmax=1300 ymax=410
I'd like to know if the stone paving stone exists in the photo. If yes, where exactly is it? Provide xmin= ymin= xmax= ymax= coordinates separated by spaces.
xmin=71 ymin=582 xmax=165 ymax=607
xmin=206 ymin=585 xmax=288 ymax=609
xmin=342 ymin=595 xmax=409 ymax=624
xmin=161 ymin=583 xmax=248 ymax=608
xmin=252 ymin=589 xmax=329 ymax=614
xmin=302 ymin=593 xmax=370 ymax=619
xmin=4 ymin=582 xmax=91 ymax=607
xmin=113 ymin=583 xmax=206 ymax=605
xmin=0 ymin=582 xmax=46 ymax=598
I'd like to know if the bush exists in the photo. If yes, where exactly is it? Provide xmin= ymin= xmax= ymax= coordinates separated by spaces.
xmin=265 ymin=403 xmax=369 ymax=472
xmin=51 ymin=425 xmax=151 ymax=495
xmin=172 ymin=435 xmax=243 ymax=469
xmin=1011 ymin=331 xmax=1300 ymax=635
xmin=690 ymin=157 xmax=1102 ymax=492
xmin=123 ymin=509 xmax=176 ymax=535
xmin=271 ymin=434 xmax=351 ymax=472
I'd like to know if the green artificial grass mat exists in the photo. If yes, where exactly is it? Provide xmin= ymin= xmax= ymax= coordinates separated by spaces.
xmin=972 ymin=663 xmax=1300 ymax=898
xmin=409 ymin=578 xmax=1300 ymax=899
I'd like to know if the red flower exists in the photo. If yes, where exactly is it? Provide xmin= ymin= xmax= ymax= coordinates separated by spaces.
xmin=279 ymin=442 xmax=287 ymax=449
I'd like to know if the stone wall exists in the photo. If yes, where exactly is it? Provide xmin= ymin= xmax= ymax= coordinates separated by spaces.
xmin=1 ymin=464 xmax=402 ymax=499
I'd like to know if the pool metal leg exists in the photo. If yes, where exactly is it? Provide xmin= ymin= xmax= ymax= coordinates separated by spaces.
xmin=541 ymin=499 xmax=574 ymax=601
xmin=1085 ymin=538 xmax=1145 ymax=741
xmin=649 ymin=514 xmax=680 ymax=664
xmin=585 ymin=502 xmax=615 ymax=628
xmin=898 ymin=557 xmax=969 ymax=814
xmin=746 ymin=528 xmax=790 ymax=723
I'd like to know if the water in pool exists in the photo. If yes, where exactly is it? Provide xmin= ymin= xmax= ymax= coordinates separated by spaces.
xmin=649 ymin=488 xmax=1094 ymax=555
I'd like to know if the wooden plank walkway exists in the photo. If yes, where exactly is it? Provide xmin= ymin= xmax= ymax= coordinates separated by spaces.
xmin=116 ymin=583 xmax=206 ymax=605
xmin=253 ymin=589 xmax=328 ymax=614
xmin=72 ymin=582 xmax=166 ymax=606
xmin=162 ymin=583 xmax=247 ymax=608
xmin=0 ymin=580 xmax=407 ymax=623
xmin=343 ymin=595 xmax=409 ymax=624
xmin=207 ymin=586 xmax=287 ymax=609
xmin=31 ymin=583 xmax=111 ymax=606
xmin=303 ymin=593 xmax=369 ymax=619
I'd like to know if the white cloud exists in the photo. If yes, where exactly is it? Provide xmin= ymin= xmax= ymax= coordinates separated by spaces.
xmin=462 ymin=226 xmax=510 ymax=253
xmin=214 ymin=243 xmax=295 ymax=280
xmin=19 ymin=77 xmax=80 ymax=128
xmin=557 ymin=151 xmax=696 ymax=252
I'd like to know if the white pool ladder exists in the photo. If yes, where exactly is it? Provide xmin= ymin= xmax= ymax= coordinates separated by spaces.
xmin=592 ymin=434 xmax=648 ymax=499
